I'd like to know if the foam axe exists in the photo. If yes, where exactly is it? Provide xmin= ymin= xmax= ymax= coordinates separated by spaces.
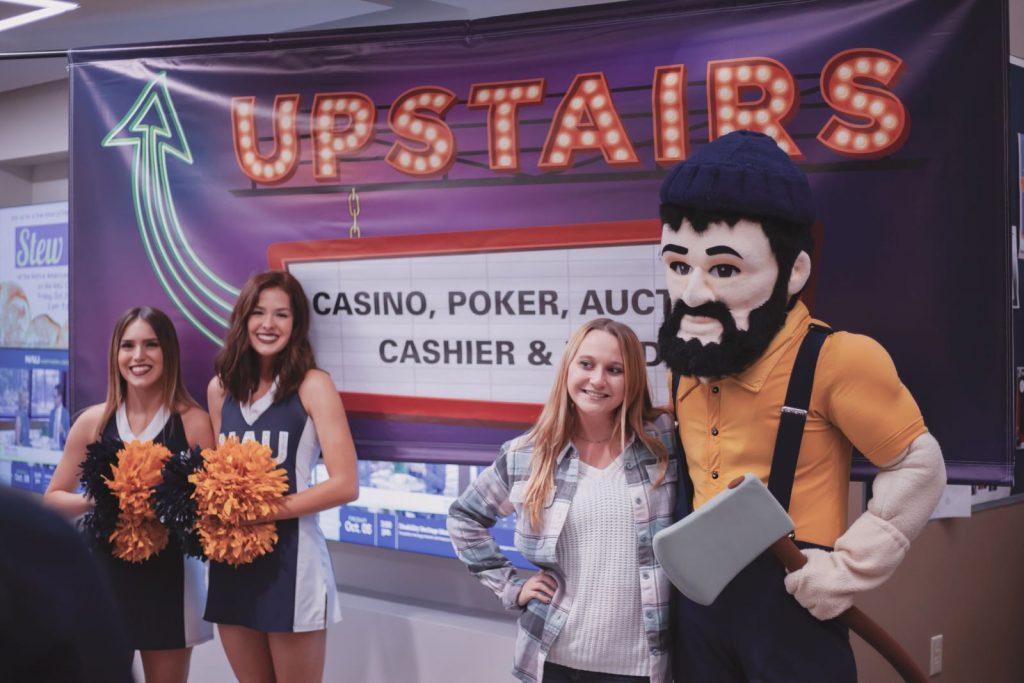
xmin=653 ymin=473 xmax=927 ymax=683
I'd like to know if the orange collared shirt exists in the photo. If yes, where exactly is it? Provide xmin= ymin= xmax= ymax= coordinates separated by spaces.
xmin=673 ymin=301 xmax=927 ymax=547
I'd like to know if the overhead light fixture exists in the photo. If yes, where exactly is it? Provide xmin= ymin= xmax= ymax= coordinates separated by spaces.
xmin=0 ymin=0 xmax=78 ymax=33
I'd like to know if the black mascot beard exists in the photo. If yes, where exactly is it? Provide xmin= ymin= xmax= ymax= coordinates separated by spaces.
xmin=658 ymin=270 xmax=792 ymax=379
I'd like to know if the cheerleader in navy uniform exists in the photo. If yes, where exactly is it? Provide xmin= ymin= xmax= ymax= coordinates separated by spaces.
xmin=44 ymin=307 xmax=215 ymax=683
xmin=206 ymin=270 xmax=358 ymax=683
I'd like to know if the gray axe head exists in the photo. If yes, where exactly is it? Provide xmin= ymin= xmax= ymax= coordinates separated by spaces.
xmin=652 ymin=473 xmax=794 ymax=605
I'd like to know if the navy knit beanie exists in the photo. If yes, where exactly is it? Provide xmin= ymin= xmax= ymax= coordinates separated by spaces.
xmin=659 ymin=130 xmax=815 ymax=226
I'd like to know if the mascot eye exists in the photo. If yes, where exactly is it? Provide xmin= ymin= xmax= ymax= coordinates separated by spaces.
xmin=711 ymin=264 xmax=739 ymax=278
xmin=670 ymin=262 xmax=691 ymax=275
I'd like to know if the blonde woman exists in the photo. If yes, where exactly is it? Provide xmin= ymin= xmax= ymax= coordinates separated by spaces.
xmin=448 ymin=318 xmax=676 ymax=683
xmin=44 ymin=306 xmax=214 ymax=683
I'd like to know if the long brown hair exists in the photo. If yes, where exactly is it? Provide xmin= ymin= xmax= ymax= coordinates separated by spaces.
xmin=97 ymin=306 xmax=197 ymax=439
xmin=215 ymin=270 xmax=315 ymax=403
xmin=522 ymin=318 xmax=668 ymax=528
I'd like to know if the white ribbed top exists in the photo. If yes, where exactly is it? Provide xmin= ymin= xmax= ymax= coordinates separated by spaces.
xmin=546 ymin=457 xmax=648 ymax=676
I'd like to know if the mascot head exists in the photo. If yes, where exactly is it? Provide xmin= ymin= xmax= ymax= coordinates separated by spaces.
xmin=658 ymin=130 xmax=815 ymax=379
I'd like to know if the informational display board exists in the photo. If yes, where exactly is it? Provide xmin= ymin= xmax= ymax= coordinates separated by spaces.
xmin=0 ymin=201 xmax=69 ymax=492
xmin=276 ymin=221 xmax=670 ymax=423
xmin=0 ymin=202 xmax=68 ymax=349
xmin=315 ymin=460 xmax=531 ymax=569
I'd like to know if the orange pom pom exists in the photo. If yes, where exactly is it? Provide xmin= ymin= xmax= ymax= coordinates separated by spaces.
xmin=194 ymin=519 xmax=279 ymax=567
xmin=190 ymin=437 xmax=289 ymax=565
xmin=110 ymin=517 xmax=169 ymax=563
xmin=103 ymin=440 xmax=172 ymax=562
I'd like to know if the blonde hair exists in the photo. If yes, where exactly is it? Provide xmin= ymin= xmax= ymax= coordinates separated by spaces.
xmin=522 ymin=318 xmax=668 ymax=528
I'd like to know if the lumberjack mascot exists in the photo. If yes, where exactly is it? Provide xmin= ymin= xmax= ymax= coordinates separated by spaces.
xmin=657 ymin=130 xmax=946 ymax=682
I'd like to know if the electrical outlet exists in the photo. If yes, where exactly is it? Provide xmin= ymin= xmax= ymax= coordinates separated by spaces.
xmin=929 ymin=634 xmax=943 ymax=676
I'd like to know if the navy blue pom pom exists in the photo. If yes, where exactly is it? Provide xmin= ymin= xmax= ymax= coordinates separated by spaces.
xmin=153 ymin=446 xmax=206 ymax=559
xmin=78 ymin=438 xmax=122 ymax=552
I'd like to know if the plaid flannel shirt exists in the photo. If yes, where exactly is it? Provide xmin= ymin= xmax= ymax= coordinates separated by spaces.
xmin=447 ymin=413 xmax=677 ymax=683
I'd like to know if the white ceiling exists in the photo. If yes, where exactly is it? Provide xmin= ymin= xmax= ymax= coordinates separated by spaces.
xmin=0 ymin=0 xmax=617 ymax=93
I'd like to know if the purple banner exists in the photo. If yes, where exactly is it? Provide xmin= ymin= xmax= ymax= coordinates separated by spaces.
xmin=69 ymin=0 xmax=1010 ymax=482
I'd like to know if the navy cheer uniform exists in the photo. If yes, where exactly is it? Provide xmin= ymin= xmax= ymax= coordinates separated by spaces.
xmin=97 ymin=405 xmax=213 ymax=650
xmin=205 ymin=383 xmax=341 ymax=632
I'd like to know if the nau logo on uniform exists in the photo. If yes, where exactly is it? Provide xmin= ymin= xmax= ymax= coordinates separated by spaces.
xmin=222 ymin=431 xmax=290 ymax=464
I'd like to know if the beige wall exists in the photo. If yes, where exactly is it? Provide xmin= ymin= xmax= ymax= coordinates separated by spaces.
xmin=849 ymin=485 xmax=1024 ymax=682
xmin=0 ymin=80 xmax=68 ymax=206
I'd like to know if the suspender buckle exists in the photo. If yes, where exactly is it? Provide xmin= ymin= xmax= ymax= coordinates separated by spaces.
xmin=781 ymin=406 xmax=807 ymax=416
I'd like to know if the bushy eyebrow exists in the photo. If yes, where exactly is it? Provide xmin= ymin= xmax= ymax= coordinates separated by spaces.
xmin=706 ymin=245 xmax=742 ymax=258
xmin=661 ymin=244 xmax=688 ymax=256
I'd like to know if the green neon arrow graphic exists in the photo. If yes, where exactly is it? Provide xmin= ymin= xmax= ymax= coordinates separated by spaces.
xmin=103 ymin=72 xmax=240 ymax=346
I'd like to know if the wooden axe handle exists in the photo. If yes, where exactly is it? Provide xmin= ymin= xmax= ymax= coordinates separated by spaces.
xmin=769 ymin=537 xmax=928 ymax=683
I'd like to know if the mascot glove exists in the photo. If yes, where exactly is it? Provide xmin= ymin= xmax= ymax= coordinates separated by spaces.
xmin=784 ymin=432 xmax=946 ymax=621
xmin=783 ymin=513 xmax=908 ymax=620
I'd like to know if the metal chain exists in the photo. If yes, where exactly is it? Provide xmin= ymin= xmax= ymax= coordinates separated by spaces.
xmin=348 ymin=187 xmax=361 ymax=239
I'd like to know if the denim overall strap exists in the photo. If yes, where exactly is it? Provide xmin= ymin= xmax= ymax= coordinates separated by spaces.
xmin=766 ymin=324 xmax=833 ymax=512
xmin=670 ymin=369 xmax=696 ymax=519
